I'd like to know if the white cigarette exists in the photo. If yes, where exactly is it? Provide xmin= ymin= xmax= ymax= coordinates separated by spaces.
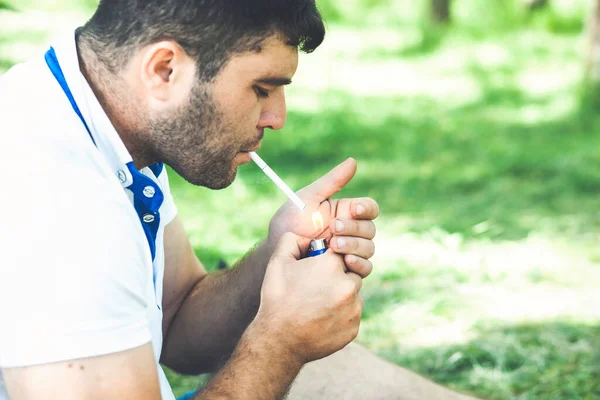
xmin=249 ymin=152 xmax=306 ymax=211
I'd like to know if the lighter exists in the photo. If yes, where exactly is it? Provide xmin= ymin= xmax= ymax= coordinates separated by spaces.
xmin=307 ymin=238 xmax=328 ymax=257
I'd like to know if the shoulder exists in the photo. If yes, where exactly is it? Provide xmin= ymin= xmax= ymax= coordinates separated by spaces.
xmin=1 ymin=54 xmax=117 ymax=186
xmin=0 ymin=57 xmax=150 ymax=281
xmin=0 ymin=55 xmax=158 ymax=369
xmin=1 ymin=55 xmax=95 ymax=156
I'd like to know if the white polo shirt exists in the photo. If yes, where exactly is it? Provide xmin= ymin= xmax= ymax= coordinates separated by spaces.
xmin=0 ymin=31 xmax=177 ymax=399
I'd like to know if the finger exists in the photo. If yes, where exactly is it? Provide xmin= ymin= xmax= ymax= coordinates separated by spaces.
xmin=297 ymin=158 xmax=357 ymax=201
xmin=358 ymin=294 xmax=365 ymax=309
xmin=346 ymin=271 xmax=363 ymax=293
xmin=303 ymin=248 xmax=347 ymax=272
xmin=344 ymin=255 xmax=373 ymax=279
xmin=351 ymin=198 xmax=380 ymax=220
xmin=272 ymin=232 xmax=311 ymax=262
xmin=356 ymin=294 xmax=365 ymax=314
xmin=331 ymin=218 xmax=376 ymax=240
xmin=330 ymin=236 xmax=375 ymax=259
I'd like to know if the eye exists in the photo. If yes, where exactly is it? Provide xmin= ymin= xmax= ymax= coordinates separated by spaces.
xmin=253 ymin=86 xmax=270 ymax=99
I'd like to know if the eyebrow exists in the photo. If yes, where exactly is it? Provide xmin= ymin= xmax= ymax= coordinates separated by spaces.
xmin=255 ymin=77 xmax=292 ymax=86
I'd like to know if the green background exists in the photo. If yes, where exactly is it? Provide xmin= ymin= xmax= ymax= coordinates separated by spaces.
xmin=1 ymin=0 xmax=599 ymax=398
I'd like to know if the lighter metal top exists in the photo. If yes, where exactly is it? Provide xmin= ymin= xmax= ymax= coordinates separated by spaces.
xmin=309 ymin=238 xmax=327 ymax=252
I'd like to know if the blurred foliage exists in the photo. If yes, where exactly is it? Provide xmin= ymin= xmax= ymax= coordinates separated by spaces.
xmin=317 ymin=0 xmax=588 ymax=34
xmin=5 ymin=0 xmax=97 ymax=12
xmin=1 ymin=0 xmax=600 ymax=399
xmin=0 ymin=1 xmax=11 ymax=10
xmin=310 ymin=0 xmax=591 ymax=58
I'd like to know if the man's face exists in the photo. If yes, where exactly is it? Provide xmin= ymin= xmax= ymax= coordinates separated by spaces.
xmin=148 ymin=35 xmax=299 ymax=189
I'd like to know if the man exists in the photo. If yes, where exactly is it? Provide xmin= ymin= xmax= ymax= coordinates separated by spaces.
xmin=0 ymin=1 xmax=476 ymax=399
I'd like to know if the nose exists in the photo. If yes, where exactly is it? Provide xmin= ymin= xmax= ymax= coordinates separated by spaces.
xmin=257 ymin=89 xmax=287 ymax=131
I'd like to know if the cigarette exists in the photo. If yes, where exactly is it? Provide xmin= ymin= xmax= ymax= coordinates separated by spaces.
xmin=249 ymin=152 xmax=306 ymax=211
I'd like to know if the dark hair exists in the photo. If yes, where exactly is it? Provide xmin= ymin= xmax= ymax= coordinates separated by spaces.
xmin=80 ymin=0 xmax=325 ymax=81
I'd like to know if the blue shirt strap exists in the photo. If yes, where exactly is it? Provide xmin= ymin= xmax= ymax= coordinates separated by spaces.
xmin=44 ymin=47 xmax=96 ymax=146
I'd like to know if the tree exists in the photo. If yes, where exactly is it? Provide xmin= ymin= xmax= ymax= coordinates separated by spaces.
xmin=431 ymin=0 xmax=451 ymax=24
xmin=524 ymin=0 xmax=549 ymax=11
xmin=585 ymin=0 xmax=600 ymax=83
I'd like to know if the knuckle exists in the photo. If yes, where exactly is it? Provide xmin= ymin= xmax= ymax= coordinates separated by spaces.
xmin=368 ymin=221 xmax=377 ymax=239
xmin=367 ymin=241 xmax=376 ymax=258
xmin=349 ymin=238 xmax=360 ymax=252
xmin=281 ymin=231 xmax=295 ymax=241
xmin=276 ymin=232 xmax=295 ymax=249
xmin=353 ymin=308 xmax=362 ymax=325
xmin=353 ymin=263 xmax=368 ymax=279
xmin=337 ymin=280 xmax=357 ymax=303
xmin=353 ymin=219 xmax=363 ymax=236
xmin=350 ymin=260 xmax=367 ymax=278
xmin=350 ymin=323 xmax=360 ymax=341
xmin=355 ymin=279 xmax=363 ymax=293
xmin=351 ymin=271 xmax=363 ymax=287
xmin=357 ymin=295 xmax=365 ymax=312
xmin=354 ymin=221 xmax=376 ymax=240
xmin=364 ymin=260 xmax=374 ymax=276
xmin=349 ymin=300 xmax=363 ymax=323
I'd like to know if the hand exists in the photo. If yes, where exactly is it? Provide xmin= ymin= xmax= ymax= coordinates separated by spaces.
xmin=268 ymin=158 xmax=379 ymax=278
xmin=253 ymin=232 xmax=364 ymax=365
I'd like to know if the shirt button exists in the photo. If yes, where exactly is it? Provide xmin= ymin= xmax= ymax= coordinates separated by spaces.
xmin=142 ymin=213 xmax=155 ymax=223
xmin=143 ymin=186 xmax=156 ymax=198
xmin=117 ymin=170 xmax=127 ymax=184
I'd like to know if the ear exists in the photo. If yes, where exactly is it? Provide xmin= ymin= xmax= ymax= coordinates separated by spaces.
xmin=139 ymin=41 xmax=195 ymax=102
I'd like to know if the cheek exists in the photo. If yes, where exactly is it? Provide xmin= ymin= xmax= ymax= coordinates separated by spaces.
xmin=250 ymin=104 xmax=262 ymax=124
xmin=227 ymin=97 xmax=262 ymax=130
xmin=214 ymin=89 xmax=262 ymax=141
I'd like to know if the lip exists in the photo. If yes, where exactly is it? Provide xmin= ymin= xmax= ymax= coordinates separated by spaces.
xmin=242 ymin=139 xmax=263 ymax=153
xmin=242 ymin=131 xmax=265 ymax=153
xmin=238 ymin=151 xmax=252 ymax=164
xmin=243 ymin=145 xmax=261 ymax=153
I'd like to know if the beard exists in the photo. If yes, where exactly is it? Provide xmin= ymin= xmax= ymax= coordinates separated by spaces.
xmin=147 ymin=81 xmax=242 ymax=189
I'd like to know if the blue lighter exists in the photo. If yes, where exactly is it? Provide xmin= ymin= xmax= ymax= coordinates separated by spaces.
xmin=307 ymin=238 xmax=328 ymax=257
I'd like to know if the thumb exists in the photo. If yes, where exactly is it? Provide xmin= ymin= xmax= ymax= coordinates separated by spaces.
xmin=271 ymin=232 xmax=311 ymax=262
xmin=297 ymin=158 xmax=357 ymax=201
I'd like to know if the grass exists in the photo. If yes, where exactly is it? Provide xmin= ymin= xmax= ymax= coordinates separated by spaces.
xmin=2 ymin=2 xmax=600 ymax=399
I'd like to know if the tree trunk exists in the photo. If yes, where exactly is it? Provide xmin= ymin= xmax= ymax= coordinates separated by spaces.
xmin=524 ymin=0 xmax=549 ymax=11
xmin=585 ymin=0 xmax=600 ymax=83
xmin=431 ymin=0 xmax=451 ymax=24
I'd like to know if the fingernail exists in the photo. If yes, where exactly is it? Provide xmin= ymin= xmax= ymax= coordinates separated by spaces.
xmin=337 ymin=237 xmax=346 ymax=249
xmin=335 ymin=219 xmax=345 ymax=233
xmin=356 ymin=204 xmax=365 ymax=215
xmin=347 ymin=255 xmax=357 ymax=264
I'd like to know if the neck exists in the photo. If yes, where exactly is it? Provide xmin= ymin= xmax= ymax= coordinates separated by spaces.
xmin=76 ymin=34 xmax=155 ymax=169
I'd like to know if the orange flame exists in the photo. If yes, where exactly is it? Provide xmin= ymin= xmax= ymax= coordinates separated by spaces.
xmin=312 ymin=211 xmax=324 ymax=231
